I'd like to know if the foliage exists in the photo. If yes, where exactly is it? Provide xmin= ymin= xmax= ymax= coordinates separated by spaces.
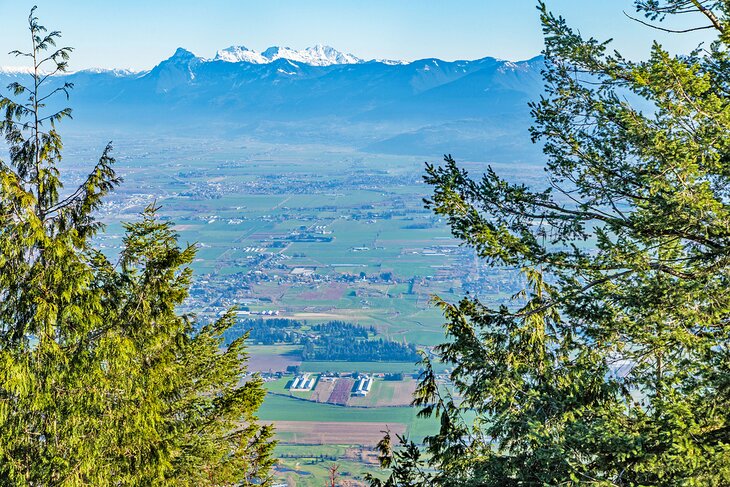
xmin=226 ymin=319 xmax=371 ymax=345
xmin=232 ymin=318 xmax=418 ymax=362
xmin=300 ymin=335 xmax=419 ymax=363
xmin=372 ymin=1 xmax=730 ymax=486
xmin=365 ymin=431 xmax=432 ymax=487
xmin=0 ymin=8 xmax=275 ymax=486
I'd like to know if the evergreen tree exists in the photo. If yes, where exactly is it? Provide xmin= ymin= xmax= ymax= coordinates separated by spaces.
xmin=0 ymin=8 xmax=275 ymax=485
xmin=372 ymin=2 xmax=730 ymax=485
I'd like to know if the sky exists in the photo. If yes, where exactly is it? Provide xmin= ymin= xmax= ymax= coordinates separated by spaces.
xmin=0 ymin=0 xmax=716 ymax=71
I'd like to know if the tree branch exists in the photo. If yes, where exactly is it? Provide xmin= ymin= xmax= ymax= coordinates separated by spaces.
xmin=691 ymin=0 xmax=725 ymax=32
xmin=623 ymin=10 xmax=716 ymax=33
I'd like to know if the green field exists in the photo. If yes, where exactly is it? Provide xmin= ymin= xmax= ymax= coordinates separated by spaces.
xmin=299 ymin=361 xmax=421 ymax=374
xmin=298 ymin=360 xmax=451 ymax=374
xmin=264 ymin=378 xmax=315 ymax=399
xmin=264 ymin=377 xmax=296 ymax=394
xmin=258 ymin=394 xmax=438 ymax=442
xmin=247 ymin=344 xmax=301 ymax=355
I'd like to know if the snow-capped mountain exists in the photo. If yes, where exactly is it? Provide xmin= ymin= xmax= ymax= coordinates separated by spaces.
xmin=214 ymin=46 xmax=268 ymax=64
xmin=0 ymin=66 xmax=33 ymax=75
xmin=0 ymin=48 xmax=545 ymax=161
xmin=74 ymin=67 xmax=144 ymax=77
xmin=214 ymin=44 xmax=364 ymax=66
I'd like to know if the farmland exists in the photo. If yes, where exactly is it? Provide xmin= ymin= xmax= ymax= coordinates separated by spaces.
xmin=347 ymin=378 xmax=417 ymax=407
xmin=74 ymin=134 xmax=535 ymax=352
xmin=326 ymin=378 xmax=355 ymax=405
xmin=272 ymin=444 xmax=384 ymax=487
xmin=267 ymin=421 xmax=407 ymax=445
xmin=266 ymin=374 xmax=418 ymax=408
xmin=257 ymin=394 xmax=437 ymax=443
xmin=57 ymin=132 xmax=539 ymax=483
xmin=245 ymin=345 xmax=302 ymax=373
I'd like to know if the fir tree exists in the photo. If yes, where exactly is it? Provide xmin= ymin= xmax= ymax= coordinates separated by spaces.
xmin=0 ymin=8 xmax=275 ymax=485
xmin=372 ymin=1 xmax=730 ymax=485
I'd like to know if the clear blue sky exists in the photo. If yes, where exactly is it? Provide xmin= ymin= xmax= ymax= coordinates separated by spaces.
xmin=0 ymin=0 xmax=713 ymax=70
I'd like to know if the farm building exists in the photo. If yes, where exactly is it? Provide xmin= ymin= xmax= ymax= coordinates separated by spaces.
xmin=353 ymin=376 xmax=373 ymax=397
xmin=289 ymin=374 xmax=317 ymax=391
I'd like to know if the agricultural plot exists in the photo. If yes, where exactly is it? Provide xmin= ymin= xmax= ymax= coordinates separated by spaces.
xmin=309 ymin=376 xmax=337 ymax=403
xmin=86 ymin=137 xmax=500 ymax=349
xmin=299 ymin=361 xmax=422 ymax=374
xmin=247 ymin=353 xmax=301 ymax=373
xmin=347 ymin=378 xmax=417 ymax=407
xmin=327 ymin=378 xmax=355 ymax=405
xmin=245 ymin=345 xmax=301 ymax=373
xmin=272 ymin=445 xmax=383 ymax=487
xmin=266 ymin=421 xmax=406 ymax=446
xmin=257 ymin=394 xmax=438 ymax=443
xmin=264 ymin=378 xmax=313 ymax=399
xmin=265 ymin=374 xmax=422 ymax=408
xmin=297 ymin=283 xmax=348 ymax=301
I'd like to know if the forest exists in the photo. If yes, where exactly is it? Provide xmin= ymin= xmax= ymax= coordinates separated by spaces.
xmin=232 ymin=318 xmax=419 ymax=362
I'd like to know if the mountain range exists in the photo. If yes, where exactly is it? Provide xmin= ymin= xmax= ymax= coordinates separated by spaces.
xmin=213 ymin=44 xmax=374 ymax=65
xmin=0 ymin=45 xmax=545 ymax=161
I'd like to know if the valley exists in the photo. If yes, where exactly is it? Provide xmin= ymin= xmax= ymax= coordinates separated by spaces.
xmin=51 ymin=133 xmax=540 ymax=484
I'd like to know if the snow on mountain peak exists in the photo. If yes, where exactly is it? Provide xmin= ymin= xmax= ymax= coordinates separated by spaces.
xmin=0 ymin=66 xmax=33 ymax=74
xmin=214 ymin=44 xmax=364 ymax=66
xmin=214 ymin=46 xmax=268 ymax=64
xmin=302 ymin=44 xmax=363 ymax=65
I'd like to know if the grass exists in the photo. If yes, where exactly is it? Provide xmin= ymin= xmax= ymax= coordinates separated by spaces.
xmin=347 ymin=379 xmax=394 ymax=407
xmin=299 ymin=361 xmax=422 ymax=374
xmin=258 ymin=394 xmax=438 ymax=442
xmin=262 ymin=377 xmax=313 ymax=397
xmin=263 ymin=379 xmax=289 ymax=395
xmin=247 ymin=344 xmax=301 ymax=356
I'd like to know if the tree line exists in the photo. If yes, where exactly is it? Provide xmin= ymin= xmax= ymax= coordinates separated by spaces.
xmin=301 ymin=336 xmax=419 ymax=362
xmin=0 ymin=9 xmax=274 ymax=485
xmin=230 ymin=318 xmax=418 ymax=362
xmin=369 ymin=1 xmax=730 ymax=485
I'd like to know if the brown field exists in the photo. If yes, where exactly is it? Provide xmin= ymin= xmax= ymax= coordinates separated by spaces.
xmin=387 ymin=379 xmax=418 ymax=406
xmin=269 ymin=421 xmax=406 ymax=445
xmin=247 ymin=353 xmax=301 ymax=373
xmin=328 ymin=378 xmax=355 ymax=405
xmin=299 ymin=283 xmax=347 ymax=301
xmin=310 ymin=377 xmax=336 ymax=402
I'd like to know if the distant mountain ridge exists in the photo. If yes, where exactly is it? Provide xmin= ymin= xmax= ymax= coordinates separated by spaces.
xmin=0 ymin=47 xmax=546 ymax=161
